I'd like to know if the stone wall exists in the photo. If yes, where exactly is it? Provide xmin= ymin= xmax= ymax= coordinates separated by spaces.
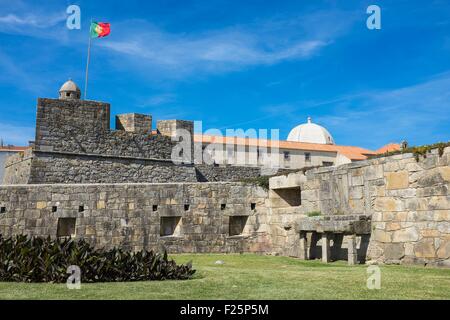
xmin=27 ymin=152 xmax=198 ymax=184
xmin=368 ymin=149 xmax=450 ymax=266
xmin=195 ymin=164 xmax=263 ymax=182
xmin=0 ymin=150 xmax=24 ymax=183
xmin=0 ymin=182 xmax=270 ymax=253
xmin=268 ymin=147 xmax=450 ymax=266
xmin=3 ymin=151 xmax=270 ymax=184
xmin=2 ymin=97 xmax=263 ymax=184
xmin=34 ymin=98 xmax=177 ymax=160
xmin=1 ymin=147 xmax=449 ymax=265
xmin=3 ymin=149 xmax=33 ymax=184
xmin=116 ymin=113 xmax=152 ymax=134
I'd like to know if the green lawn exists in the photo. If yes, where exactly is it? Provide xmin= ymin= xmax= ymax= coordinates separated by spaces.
xmin=0 ymin=254 xmax=449 ymax=300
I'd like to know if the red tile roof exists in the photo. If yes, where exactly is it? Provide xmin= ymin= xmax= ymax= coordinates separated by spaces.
xmin=0 ymin=146 xmax=28 ymax=152
xmin=375 ymin=143 xmax=401 ymax=154
xmin=193 ymin=134 xmax=377 ymax=161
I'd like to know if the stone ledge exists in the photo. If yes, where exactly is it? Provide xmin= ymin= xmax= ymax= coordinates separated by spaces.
xmin=296 ymin=215 xmax=371 ymax=234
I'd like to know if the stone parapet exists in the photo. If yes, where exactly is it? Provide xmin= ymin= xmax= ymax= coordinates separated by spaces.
xmin=0 ymin=182 xmax=270 ymax=254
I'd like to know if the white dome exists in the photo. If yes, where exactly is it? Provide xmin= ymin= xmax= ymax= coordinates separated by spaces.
xmin=287 ymin=117 xmax=335 ymax=145
xmin=59 ymin=79 xmax=81 ymax=100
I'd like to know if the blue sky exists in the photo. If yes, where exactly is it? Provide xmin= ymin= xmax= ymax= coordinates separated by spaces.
xmin=0 ymin=0 xmax=449 ymax=150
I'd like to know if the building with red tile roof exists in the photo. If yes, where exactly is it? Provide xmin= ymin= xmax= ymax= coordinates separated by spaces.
xmin=192 ymin=118 xmax=400 ymax=169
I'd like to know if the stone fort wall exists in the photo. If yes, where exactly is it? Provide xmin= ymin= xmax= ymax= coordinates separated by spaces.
xmin=0 ymin=148 xmax=449 ymax=266
xmin=34 ymin=98 xmax=178 ymax=159
xmin=0 ymin=182 xmax=270 ymax=253
xmin=3 ymin=98 xmax=265 ymax=184
xmin=268 ymin=147 xmax=450 ymax=266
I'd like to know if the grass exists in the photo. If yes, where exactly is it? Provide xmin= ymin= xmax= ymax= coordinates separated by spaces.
xmin=0 ymin=254 xmax=449 ymax=300
xmin=306 ymin=211 xmax=322 ymax=217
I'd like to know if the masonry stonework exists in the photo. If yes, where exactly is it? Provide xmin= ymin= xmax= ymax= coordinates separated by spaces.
xmin=1 ymin=86 xmax=449 ymax=267
xmin=268 ymin=147 xmax=450 ymax=267
xmin=0 ymin=183 xmax=270 ymax=254
xmin=3 ymin=98 xmax=264 ymax=184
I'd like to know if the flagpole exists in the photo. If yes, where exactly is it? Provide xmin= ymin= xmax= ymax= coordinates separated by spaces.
xmin=84 ymin=19 xmax=93 ymax=100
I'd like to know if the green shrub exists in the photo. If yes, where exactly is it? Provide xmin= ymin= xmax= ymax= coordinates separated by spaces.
xmin=240 ymin=176 xmax=271 ymax=190
xmin=306 ymin=211 xmax=322 ymax=217
xmin=0 ymin=235 xmax=195 ymax=283
xmin=370 ymin=141 xmax=450 ymax=162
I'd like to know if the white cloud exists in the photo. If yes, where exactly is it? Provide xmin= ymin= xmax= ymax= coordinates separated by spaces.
xmin=0 ymin=12 xmax=66 ymax=37
xmin=139 ymin=93 xmax=177 ymax=107
xmin=0 ymin=7 xmax=356 ymax=80
xmin=0 ymin=13 xmax=64 ymax=28
xmin=98 ymin=10 xmax=353 ymax=78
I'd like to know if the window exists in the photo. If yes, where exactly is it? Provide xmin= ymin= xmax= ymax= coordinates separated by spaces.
xmin=305 ymin=152 xmax=311 ymax=162
xmin=153 ymin=205 xmax=158 ymax=212
xmin=52 ymin=206 xmax=58 ymax=213
xmin=78 ymin=205 xmax=84 ymax=212
xmin=283 ymin=151 xmax=290 ymax=161
xmin=229 ymin=216 xmax=248 ymax=236
xmin=184 ymin=204 xmax=190 ymax=211
xmin=57 ymin=218 xmax=76 ymax=238
xmin=221 ymin=203 xmax=226 ymax=210
xmin=0 ymin=207 xmax=5 ymax=214
xmin=322 ymin=161 xmax=333 ymax=167
xmin=250 ymin=203 xmax=256 ymax=210
xmin=160 ymin=217 xmax=181 ymax=237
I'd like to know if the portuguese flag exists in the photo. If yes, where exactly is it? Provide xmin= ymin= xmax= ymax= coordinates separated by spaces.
xmin=90 ymin=22 xmax=111 ymax=38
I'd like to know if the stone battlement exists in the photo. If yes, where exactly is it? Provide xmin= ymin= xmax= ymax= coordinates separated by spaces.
xmin=2 ymin=97 xmax=264 ymax=184
xmin=0 ymin=146 xmax=449 ymax=266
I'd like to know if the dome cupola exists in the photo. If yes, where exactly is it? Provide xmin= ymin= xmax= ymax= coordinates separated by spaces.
xmin=59 ymin=79 xmax=81 ymax=100
xmin=287 ymin=117 xmax=335 ymax=145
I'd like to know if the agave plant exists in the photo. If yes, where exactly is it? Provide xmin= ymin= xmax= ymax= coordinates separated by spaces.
xmin=0 ymin=235 xmax=195 ymax=283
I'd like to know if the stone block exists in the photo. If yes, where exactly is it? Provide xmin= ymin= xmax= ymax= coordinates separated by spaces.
xmin=420 ymin=229 xmax=440 ymax=237
xmin=386 ymin=222 xmax=401 ymax=231
xmin=384 ymin=243 xmax=405 ymax=260
xmin=97 ymin=200 xmax=106 ymax=209
xmin=417 ymin=167 xmax=450 ymax=187
xmin=351 ymin=175 xmax=364 ymax=186
xmin=116 ymin=113 xmax=152 ymax=134
xmin=437 ymin=222 xmax=450 ymax=234
xmin=414 ymin=239 xmax=436 ymax=258
xmin=437 ymin=240 xmax=450 ymax=259
xmin=385 ymin=171 xmax=409 ymax=190
xmin=374 ymin=198 xmax=403 ymax=211
xmin=392 ymin=227 xmax=419 ymax=243
xmin=404 ymin=243 xmax=414 ymax=256
xmin=428 ymin=196 xmax=450 ymax=210
xmin=372 ymin=229 xmax=391 ymax=243
xmin=434 ymin=210 xmax=450 ymax=222
xmin=36 ymin=201 xmax=47 ymax=209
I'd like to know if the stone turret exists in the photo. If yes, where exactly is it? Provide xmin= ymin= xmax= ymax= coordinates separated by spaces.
xmin=59 ymin=79 xmax=81 ymax=100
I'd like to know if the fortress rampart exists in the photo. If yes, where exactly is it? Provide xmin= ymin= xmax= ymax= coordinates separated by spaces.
xmin=0 ymin=146 xmax=449 ymax=265
xmin=3 ymin=98 xmax=264 ymax=184
xmin=0 ymin=182 xmax=270 ymax=253
xmin=268 ymin=147 xmax=450 ymax=266
xmin=1 ymin=82 xmax=449 ymax=266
